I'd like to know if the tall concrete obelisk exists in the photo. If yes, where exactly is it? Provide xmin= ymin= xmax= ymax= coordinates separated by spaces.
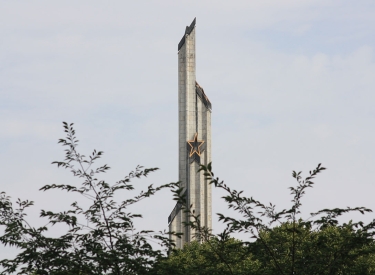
xmin=168 ymin=18 xmax=212 ymax=249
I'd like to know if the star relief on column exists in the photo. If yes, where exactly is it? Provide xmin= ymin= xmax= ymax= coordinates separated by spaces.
xmin=187 ymin=133 xmax=205 ymax=163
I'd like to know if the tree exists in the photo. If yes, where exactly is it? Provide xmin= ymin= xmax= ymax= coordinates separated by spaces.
xmin=154 ymin=222 xmax=375 ymax=275
xmin=153 ymin=238 xmax=261 ymax=275
xmin=2 ymin=122 xmax=375 ymax=274
xmin=0 ymin=122 xmax=177 ymax=275
xmin=252 ymin=221 xmax=375 ymax=274
xmin=165 ymin=163 xmax=375 ymax=274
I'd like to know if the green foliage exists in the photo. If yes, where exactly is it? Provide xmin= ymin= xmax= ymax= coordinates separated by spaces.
xmin=2 ymin=122 xmax=375 ymax=274
xmin=165 ymin=162 xmax=375 ymax=275
xmin=154 ymin=223 xmax=375 ymax=275
xmin=0 ymin=122 xmax=178 ymax=275
xmin=252 ymin=221 xmax=375 ymax=274
xmin=153 ymin=238 xmax=261 ymax=275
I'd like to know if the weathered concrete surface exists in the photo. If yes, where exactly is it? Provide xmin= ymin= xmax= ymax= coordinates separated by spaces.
xmin=169 ymin=18 xmax=212 ymax=249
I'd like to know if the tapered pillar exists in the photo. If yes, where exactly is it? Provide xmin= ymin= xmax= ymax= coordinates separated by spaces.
xmin=168 ymin=18 xmax=212 ymax=249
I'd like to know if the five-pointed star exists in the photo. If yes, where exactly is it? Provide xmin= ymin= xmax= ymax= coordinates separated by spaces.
xmin=187 ymin=133 xmax=205 ymax=157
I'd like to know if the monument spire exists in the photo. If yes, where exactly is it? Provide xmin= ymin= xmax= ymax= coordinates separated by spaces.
xmin=168 ymin=18 xmax=212 ymax=249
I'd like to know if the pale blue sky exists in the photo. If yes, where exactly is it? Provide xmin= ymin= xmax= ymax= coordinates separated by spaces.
xmin=1 ymin=0 xmax=375 ymax=258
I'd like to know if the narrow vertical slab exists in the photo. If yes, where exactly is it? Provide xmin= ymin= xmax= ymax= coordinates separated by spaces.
xmin=169 ymin=18 xmax=212 ymax=249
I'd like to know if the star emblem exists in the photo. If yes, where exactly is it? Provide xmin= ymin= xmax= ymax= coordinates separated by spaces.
xmin=187 ymin=133 xmax=205 ymax=158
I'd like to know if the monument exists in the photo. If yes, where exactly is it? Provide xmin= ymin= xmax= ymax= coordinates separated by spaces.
xmin=168 ymin=18 xmax=212 ymax=249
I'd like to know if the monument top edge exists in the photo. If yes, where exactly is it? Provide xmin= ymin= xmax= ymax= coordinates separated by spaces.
xmin=177 ymin=17 xmax=196 ymax=51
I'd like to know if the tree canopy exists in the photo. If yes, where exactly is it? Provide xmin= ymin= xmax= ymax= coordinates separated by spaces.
xmin=0 ymin=123 xmax=177 ymax=275
xmin=1 ymin=122 xmax=375 ymax=275
xmin=155 ymin=223 xmax=375 ymax=275
xmin=163 ymin=163 xmax=375 ymax=275
xmin=153 ymin=238 xmax=260 ymax=275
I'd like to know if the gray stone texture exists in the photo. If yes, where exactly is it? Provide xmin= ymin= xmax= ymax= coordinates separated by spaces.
xmin=169 ymin=22 xmax=212 ymax=249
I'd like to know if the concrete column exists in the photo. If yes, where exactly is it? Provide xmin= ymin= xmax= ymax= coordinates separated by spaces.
xmin=170 ymin=18 xmax=212 ymax=249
